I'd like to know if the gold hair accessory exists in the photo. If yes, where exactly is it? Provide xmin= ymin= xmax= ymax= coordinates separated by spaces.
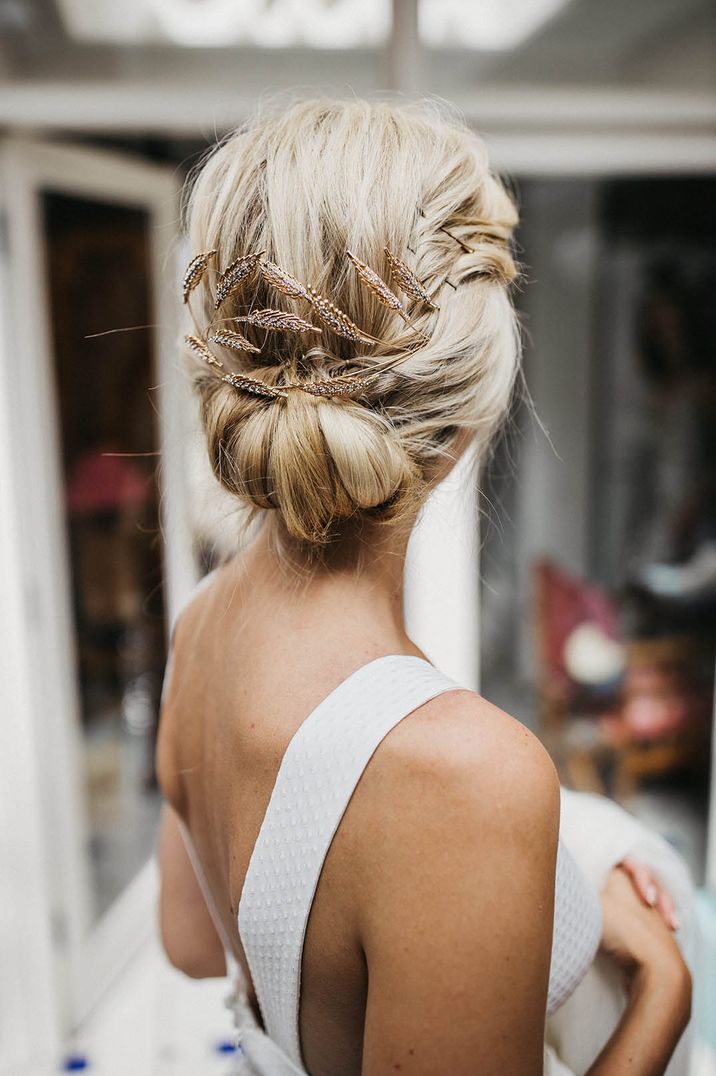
xmin=305 ymin=286 xmax=382 ymax=345
xmin=345 ymin=249 xmax=430 ymax=343
xmin=383 ymin=246 xmax=438 ymax=310
xmin=186 ymin=333 xmax=223 ymax=367
xmin=294 ymin=373 xmax=379 ymax=397
xmin=208 ymin=328 xmax=262 ymax=354
xmin=305 ymin=286 xmax=381 ymax=345
xmin=214 ymin=251 xmax=265 ymax=309
xmin=185 ymin=333 xmax=378 ymax=400
xmin=257 ymin=258 xmax=381 ymax=345
xmin=182 ymin=249 xmax=217 ymax=304
xmin=181 ymin=242 xmax=440 ymax=402
xmin=258 ymin=259 xmax=312 ymax=300
xmin=222 ymin=371 xmax=289 ymax=399
xmin=233 ymin=308 xmax=321 ymax=335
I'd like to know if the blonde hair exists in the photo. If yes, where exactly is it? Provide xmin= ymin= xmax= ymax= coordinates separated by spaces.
xmin=181 ymin=95 xmax=521 ymax=560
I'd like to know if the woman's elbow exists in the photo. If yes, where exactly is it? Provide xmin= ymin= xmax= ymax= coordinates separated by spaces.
xmin=158 ymin=908 xmax=227 ymax=979
xmin=161 ymin=941 xmax=217 ymax=979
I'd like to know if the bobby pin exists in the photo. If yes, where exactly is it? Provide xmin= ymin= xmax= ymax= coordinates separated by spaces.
xmin=438 ymin=225 xmax=474 ymax=253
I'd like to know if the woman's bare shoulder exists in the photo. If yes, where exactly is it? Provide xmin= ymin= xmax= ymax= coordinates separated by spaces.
xmin=355 ymin=690 xmax=560 ymax=1073
xmin=352 ymin=687 xmax=561 ymax=902
xmin=373 ymin=687 xmax=559 ymax=811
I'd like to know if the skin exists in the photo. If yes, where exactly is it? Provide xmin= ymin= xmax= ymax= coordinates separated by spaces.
xmin=156 ymin=442 xmax=690 ymax=1074
xmin=585 ymin=867 xmax=691 ymax=1076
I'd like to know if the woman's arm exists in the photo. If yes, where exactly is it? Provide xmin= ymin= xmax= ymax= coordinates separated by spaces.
xmin=157 ymin=802 xmax=227 ymax=979
xmin=358 ymin=695 xmax=561 ymax=1076
xmin=585 ymin=865 xmax=691 ymax=1076
xmin=155 ymin=587 xmax=227 ymax=979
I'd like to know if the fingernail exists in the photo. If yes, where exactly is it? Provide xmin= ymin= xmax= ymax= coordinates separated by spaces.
xmin=646 ymin=884 xmax=658 ymax=906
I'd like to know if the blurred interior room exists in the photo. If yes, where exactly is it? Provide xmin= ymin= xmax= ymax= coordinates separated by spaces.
xmin=0 ymin=1 xmax=715 ymax=1074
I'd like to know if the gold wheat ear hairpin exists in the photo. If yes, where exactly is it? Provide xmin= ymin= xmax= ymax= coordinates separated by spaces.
xmin=186 ymin=333 xmax=224 ymax=368
xmin=186 ymin=333 xmax=376 ymax=401
xmin=213 ymin=251 xmax=266 ymax=309
xmin=383 ymin=247 xmax=438 ymax=311
xmin=185 ymin=334 xmax=288 ymax=399
xmin=345 ymin=249 xmax=430 ymax=344
xmin=258 ymin=257 xmax=382 ymax=346
xmin=223 ymin=372 xmax=289 ymax=400
xmin=287 ymin=372 xmax=380 ymax=398
xmin=232 ymin=308 xmax=322 ymax=335
xmin=182 ymin=249 xmax=217 ymax=304
xmin=258 ymin=259 xmax=312 ymax=300
xmin=208 ymin=327 xmax=262 ymax=354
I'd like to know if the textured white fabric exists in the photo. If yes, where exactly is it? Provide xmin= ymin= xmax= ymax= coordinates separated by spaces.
xmin=236 ymin=653 xmax=601 ymax=1071
xmin=550 ymin=839 xmax=603 ymax=1013
xmin=237 ymin=654 xmax=463 ymax=1066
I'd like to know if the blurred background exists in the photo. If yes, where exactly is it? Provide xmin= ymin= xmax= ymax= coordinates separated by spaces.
xmin=0 ymin=1 xmax=715 ymax=1073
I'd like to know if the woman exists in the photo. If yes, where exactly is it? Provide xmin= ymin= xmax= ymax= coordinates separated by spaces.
xmin=156 ymin=97 xmax=694 ymax=1075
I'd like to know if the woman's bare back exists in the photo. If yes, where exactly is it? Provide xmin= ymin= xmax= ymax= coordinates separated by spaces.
xmin=157 ymin=548 xmax=441 ymax=1074
xmin=157 ymin=545 xmax=559 ymax=1075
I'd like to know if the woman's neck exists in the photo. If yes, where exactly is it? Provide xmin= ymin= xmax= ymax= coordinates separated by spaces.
xmin=237 ymin=514 xmax=417 ymax=649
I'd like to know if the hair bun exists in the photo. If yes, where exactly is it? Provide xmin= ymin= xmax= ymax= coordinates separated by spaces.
xmin=200 ymin=379 xmax=421 ymax=545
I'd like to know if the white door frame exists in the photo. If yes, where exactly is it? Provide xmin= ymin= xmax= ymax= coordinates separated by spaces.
xmin=0 ymin=135 xmax=196 ymax=1066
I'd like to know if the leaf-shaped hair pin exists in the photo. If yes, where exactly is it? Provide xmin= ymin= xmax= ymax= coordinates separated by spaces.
xmin=185 ymin=333 xmax=225 ymax=369
xmin=259 ymin=257 xmax=380 ymax=346
xmin=305 ymin=286 xmax=382 ymax=345
xmin=258 ymin=260 xmax=312 ymax=301
xmin=346 ymin=249 xmax=430 ymax=343
xmin=182 ymin=249 xmax=217 ymax=304
xmin=186 ymin=334 xmax=286 ymax=399
xmin=383 ymin=247 xmax=438 ymax=310
xmin=209 ymin=328 xmax=262 ymax=354
xmin=288 ymin=373 xmax=379 ymax=397
xmin=233 ymin=308 xmax=321 ymax=335
xmin=214 ymin=251 xmax=265 ymax=309
xmin=222 ymin=371 xmax=289 ymax=400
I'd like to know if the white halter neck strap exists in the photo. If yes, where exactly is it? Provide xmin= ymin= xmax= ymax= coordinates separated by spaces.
xmin=237 ymin=653 xmax=462 ymax=1068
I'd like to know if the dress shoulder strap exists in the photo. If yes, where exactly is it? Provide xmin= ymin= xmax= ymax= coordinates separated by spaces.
xmin=238 ymin=653 xmax=462 ymax=1069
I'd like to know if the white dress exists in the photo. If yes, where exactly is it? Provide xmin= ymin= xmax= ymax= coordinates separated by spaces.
xmin=164 ymin=581 xmax=693 ymax=1076
xmin=168 ymin=583 xmax=697 ymax=1076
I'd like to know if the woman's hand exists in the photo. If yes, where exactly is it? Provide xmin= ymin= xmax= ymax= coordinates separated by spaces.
xmin=617 ymin=857 xmax=679 ymax=931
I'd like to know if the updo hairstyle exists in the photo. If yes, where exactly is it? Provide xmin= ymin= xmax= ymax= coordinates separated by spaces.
xmin=181 ymin=96 xmax=521 ymax=555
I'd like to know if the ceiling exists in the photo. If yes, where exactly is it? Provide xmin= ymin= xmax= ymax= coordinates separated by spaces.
xmin=0 ymin=0 xmax=713 ymax=143
xmin=0 ymin=0 xmax=712 ymax=85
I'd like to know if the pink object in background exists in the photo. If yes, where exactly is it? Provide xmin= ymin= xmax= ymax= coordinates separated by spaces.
xmin=67 ymin=446 xmax=151 ymax=516
xmin=535 ymin=558 xmax=622 ymax=699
